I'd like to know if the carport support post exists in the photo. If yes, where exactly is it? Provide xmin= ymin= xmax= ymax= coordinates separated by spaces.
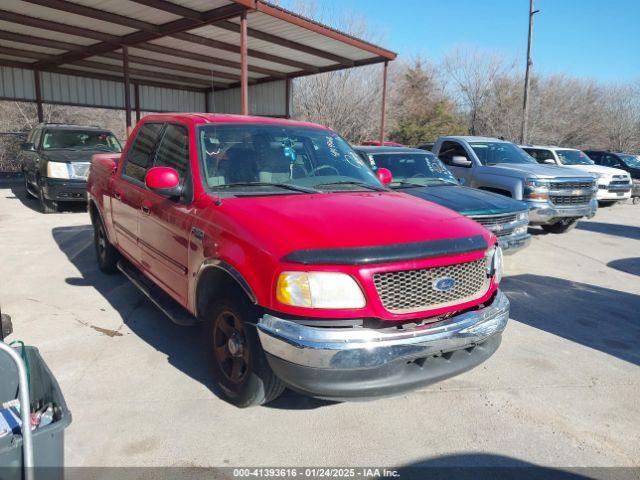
xmin=122 ymin=46 xmax=132 ymax=136
xmin=240 ymin=10 xmax=249 ymax=115
xmin=134 ymin=82 xmax=141 ymax=123
xmin=34 ymin=70 xmax=43 ymax=123
xmin=379 ymin=61 xmax=388 ymax=145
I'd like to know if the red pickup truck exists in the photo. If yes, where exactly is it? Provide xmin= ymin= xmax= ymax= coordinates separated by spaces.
xmin=87 ymin=113 xmax=509 ymax=407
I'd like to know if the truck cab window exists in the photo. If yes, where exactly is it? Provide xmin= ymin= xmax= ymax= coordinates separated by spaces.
xmin=124 ymin=123 xmax=164 ymax=183
xmin=438 ymin=141 xmax=468 ymax=165
xmin=154 ymin=124 xmax=189 ymax=181
xmin=525 ymin=149 xmax=554 ymax=163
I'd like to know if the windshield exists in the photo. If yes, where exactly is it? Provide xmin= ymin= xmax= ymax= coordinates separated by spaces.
xmin=556 ymin=150 xmax=594 ymax=166
xmin=366 ymin=152 xmax=458 ymax=186
xmin=619 ymin=154 xmax=640 ymax=168
xmin=469 ymin=142 xmax=537 ymax=165
xmin=197 ymin=124 xmax=382 ymax=195
xmin=42 ymin=129 xmax=121 ymax=152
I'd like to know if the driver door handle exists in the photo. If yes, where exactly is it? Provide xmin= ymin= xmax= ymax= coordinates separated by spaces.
xmin=114 ymin=191 xmax=122 ymax=200
xmin=141 ymin=205 xmax=151 ymax=215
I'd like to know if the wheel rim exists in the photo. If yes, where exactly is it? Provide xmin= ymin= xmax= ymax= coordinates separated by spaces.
xmin=212 ymin=310 xmax=250 ymax=384
xmin=97 ymin=225 xmax=106 ymax=260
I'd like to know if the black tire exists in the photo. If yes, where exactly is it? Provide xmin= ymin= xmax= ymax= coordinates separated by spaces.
xmin=541 ymin=217 xmax=579 ymax=234
xmin=23 ymin=172 xmax=36 ymax=199
xmin=203 ymin=295 xmax=285 ymax=407
xmin=633 ymin=197 xmax=640 ymax=205
xmin=38 ymin=181 xmax=58 ymax=213
xmin=94 ymin=216 xmax=120 ymax=274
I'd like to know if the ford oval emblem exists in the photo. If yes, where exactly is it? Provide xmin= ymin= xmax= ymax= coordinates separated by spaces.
xmin=433 ymin=277 xmax=456 ymax=292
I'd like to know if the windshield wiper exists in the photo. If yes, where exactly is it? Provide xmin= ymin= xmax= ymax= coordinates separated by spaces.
xmin=218 ymin=182 xmax=320 ymax=194
xmin=315 ymin=180 xmax=386 ymax=191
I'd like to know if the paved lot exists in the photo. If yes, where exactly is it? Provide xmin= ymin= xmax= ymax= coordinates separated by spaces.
xmin=1 ymin=180 xmax=639 ymax=470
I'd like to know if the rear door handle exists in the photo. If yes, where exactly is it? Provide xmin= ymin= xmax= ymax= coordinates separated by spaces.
xmin=141 ymin=205 xmax=151 ymax=215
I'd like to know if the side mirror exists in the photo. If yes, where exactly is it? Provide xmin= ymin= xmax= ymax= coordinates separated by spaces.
xmin=451 ymin=155 xmax=472 ymax=167
xmin=21 ymin=142 xmax=35 ymax=151
xmin=145 ymin=167 xmax=182 ymax=198
xmin=543 ymin=159 xmax=556 ymax=165
xmin=376 ymin=167 xmax=393 ymax=185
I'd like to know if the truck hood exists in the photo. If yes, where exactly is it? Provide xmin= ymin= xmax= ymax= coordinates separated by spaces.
xmin=41 ymin=149 xmax=113 ymax=163
xmin=559 ymin=164 xmax=628 ymax=177
xmin=395 ymin=184 xmax=527 ymax=216
xmin=484 ymin=162 xmax=595 ymax=179
xmin=213 ymin=191 xmax=494 ymax=260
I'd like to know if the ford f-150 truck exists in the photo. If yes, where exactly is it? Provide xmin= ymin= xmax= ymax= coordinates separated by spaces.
xmin=431 ymin=136 xmax=598 ymax=233
xmin=88 ymin=114 xmax=509 ymax=407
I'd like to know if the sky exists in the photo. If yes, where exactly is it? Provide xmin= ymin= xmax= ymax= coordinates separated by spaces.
xmin=288 ymin=0 xmax=640 ymax=83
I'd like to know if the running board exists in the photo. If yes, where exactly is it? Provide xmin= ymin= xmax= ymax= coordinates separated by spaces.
xmin=117 ymin=260 xmax=198 ymax=327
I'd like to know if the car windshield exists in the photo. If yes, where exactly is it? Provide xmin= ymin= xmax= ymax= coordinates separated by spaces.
xmin=619 ymin=154 xmax=640 ymax=167
xmin=197 ymin=124 xmax=383 ymax=195
xmin=556 ymin=150 xmax=594 ymax=166
xmin=469 ymin=142 xmax=537 ymax=165
xmin=366 ymin=152 xmax=458 ymax=187
xmin=42 ymin=129 xmax=121 ymax=152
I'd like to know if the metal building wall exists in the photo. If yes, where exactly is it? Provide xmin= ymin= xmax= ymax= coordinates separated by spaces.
xmin=138 ymin=85 xmax=205 ymax=113
xmin=41 ymin=71 xmax=124 ymax=108
xmin=0 ymin=66 xmax=36 ymax=101
xmin=209 ymin=80 xmax=288 ymax=116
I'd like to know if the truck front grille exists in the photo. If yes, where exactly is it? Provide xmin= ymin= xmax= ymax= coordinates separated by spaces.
xmin=549 ymin=181 xmax=593 ymax=190
xmin=550 ymin=194 xmax=591 ymax=205
xmin=373 ymin=259 xmax=489 ymax=314
xmin=472 ymin=214 xmax=518 ymax=237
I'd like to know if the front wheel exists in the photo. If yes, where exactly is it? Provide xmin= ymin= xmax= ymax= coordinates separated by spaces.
xmin=204 ymin=296 xmax=285 ymax=407
xmin=541 ymin=217 xmax=579 ymax=234
xmin=38 ymin=182 xmax=58 ymax=213
xmin=23 ymin=172 xmax=36 ymax=199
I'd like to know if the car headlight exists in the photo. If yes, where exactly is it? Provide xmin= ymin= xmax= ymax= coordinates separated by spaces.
xmin=276 ymin=272 xmax=366 ymax=309
xmin=47 ymin=161 xmax=70 ymax=179
xmin=516 ymin=211 xmax=529 ymax=222
xmin=523 ymin=178 xmax=549 ymax=201
xmin=485 ymin=246 xmax=504 ymax=284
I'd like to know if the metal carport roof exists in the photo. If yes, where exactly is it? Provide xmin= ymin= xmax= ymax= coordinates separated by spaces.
xmin=0 ymin=0 xmax=396 ymax=138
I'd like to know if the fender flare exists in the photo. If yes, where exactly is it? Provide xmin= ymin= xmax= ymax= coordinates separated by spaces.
xmin=194 ymin=259 xmax=258 ymax=317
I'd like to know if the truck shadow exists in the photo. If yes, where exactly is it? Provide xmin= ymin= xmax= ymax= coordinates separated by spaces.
xmin=396 ymin=453 xmax=593 ymax=479
xmin=8 ymin=182 xmax=86 ymax=213
xmin=51 ymin=224 xmax=333 ymax=410
xmin=607 ymin=257 xmax=640 ymax=277
xmin=502 ymin=274 xmax=640 ymax=366
xmin=576 ymin=220 xmax=640 ymax=240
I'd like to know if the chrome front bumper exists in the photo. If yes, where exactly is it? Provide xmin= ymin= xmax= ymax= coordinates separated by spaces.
xmin=258 ymin=290 xmax=509 ymax=369
xmin=526 ymin=198 xmax=598 ymax=224
xmin=499 ymin=232 xmax=531 ymax=255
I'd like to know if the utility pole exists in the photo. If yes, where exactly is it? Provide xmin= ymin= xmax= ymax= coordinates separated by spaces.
xmin=520 ymin=0 xmax=539 ymax=145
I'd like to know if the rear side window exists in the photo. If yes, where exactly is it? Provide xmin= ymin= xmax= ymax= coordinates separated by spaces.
xmin=525 ymin=148 xmax=554 ymax=163
xmin=124 ymin=123 xmax=164 ymax=183
xmin=154 ymin=124 xmax=189 ymax=182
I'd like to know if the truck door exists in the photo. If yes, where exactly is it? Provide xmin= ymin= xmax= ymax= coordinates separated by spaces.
xmin=111 ymin=122 xmax=164 ymax=266
xmin=437 ymin=140 xmax=473 ymax=186
xmin=139 ymin=123 xmax=193 ymax=305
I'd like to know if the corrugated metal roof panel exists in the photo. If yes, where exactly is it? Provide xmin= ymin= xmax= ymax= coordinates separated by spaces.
xmin=164 ymin=0 xmax=232 ymax=13
xmin=0 ymin=20 xmax=97 ymax=45
xmin=61 ymin=0 xmax=181 ymax=24
xmin=0 ymin=65 xmax=36 ymax=100
xmin=0 ymin=41 xmax=64 ymax=55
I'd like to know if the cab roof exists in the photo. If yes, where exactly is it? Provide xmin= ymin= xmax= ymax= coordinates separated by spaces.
xmin=139 ymin=113 xmax=330 ymax=131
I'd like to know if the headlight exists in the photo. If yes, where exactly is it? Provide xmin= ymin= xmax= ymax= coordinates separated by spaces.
xmin=485 ymin=246 xmax=504 ymax=284
xmin=516 ymin=211 xmax=529 ymax=222
xmin=513 ymin=225 xmax=528 ymax=236
xmin=276 ymin=272 xmax=366 ymax=309
xmin=523 ymin=178 xmax=549 ymax=201
xmin=47 ymin=161 xmax=70 ymax=179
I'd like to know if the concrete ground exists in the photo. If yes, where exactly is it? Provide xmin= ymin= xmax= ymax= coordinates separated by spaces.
xmin=1 ymin=180 xmax=639 ymax=471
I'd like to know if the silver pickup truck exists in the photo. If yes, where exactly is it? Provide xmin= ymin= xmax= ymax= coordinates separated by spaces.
xmin=431 ymin=136 xmax=598 ymax=233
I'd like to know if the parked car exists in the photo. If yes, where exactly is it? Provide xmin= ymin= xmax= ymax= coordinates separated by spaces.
xmin=354 ymin=146 xmax=531 ymax=254
xmin=521 ymin=146 xmax=632 ymax=205
xmin=360 ymin=140 xmax=404 ymax=146
xmin=20 ymin=123 xmax=122 ymax=213
xmin=584 ymin=150 xmax=640 ymax=203
xmin=88 ymin=114 xmax=509 ymax=407
xmin=431 ymin=136 xmax=598 ymax=233
xmin=416 ymin=142 xmax=435 ymax=151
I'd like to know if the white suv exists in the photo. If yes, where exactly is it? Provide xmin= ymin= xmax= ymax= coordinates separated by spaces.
xmin=521 ymin=146 xmax=632 ymax=203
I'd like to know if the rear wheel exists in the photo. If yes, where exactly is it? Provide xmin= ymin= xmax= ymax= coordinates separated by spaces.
xmin=94 ymin=216 xmax=120 ymax=274
xmin=38 ymin=181 xmax=58 ymax=213
xmin=541 ymin=217 xmax=579 ymax=234
xmin=633 ymin=197 xmax=640 ymax=205
xmin=204 ymin=295 xmax=285 ymax=407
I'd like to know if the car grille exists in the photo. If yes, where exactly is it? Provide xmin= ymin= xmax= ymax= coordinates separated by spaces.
xmin=373 ymin=259 xmax=489 ymax=314
xmin=550 ymin=195 xmax=592 ymax=205
xmin=549 ymin=181 xmax=593 ymax=189
xmin=70 ymin=162 xmax=91 ymax=180
xmin=473 ymin=214 xmax=518 ymax=237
